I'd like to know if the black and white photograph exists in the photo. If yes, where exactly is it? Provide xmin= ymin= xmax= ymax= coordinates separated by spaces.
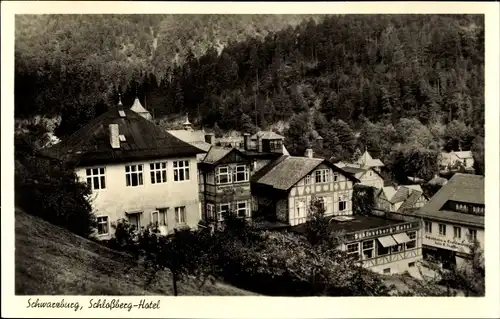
xmin=2 ymin=2 xmax=499 ymax=318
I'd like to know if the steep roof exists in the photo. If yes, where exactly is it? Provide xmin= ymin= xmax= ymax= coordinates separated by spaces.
xmin=357 ymin=151 xmax=384 ymax=167
xmin=43 ymin=107 xmax=204 ymax=166
xmin=397 ymin=190 xmax=423 ymax=213
xmin=340 ymin=166 xmax=367 ymax=175
xmin=252 ymin=156 xmax=358 ymax=192
xmin=130 ymin=97 xmax=149 ymax=114
xmin=414 ymin=173 xmax=484 ymax=227
xmin=200 ymin=146 xmax=245 ymax=165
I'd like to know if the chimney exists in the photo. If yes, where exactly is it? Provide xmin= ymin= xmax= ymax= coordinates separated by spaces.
xmin=109 ymin=124 xmax=120 ymax=149
xmin=316 ymin=136 xmax=324 ymax=149
xmin=257 ymin=133 xmax=262 ymax=153
xmin=243 ymin=133 xmax=250 ymax=150
xmin=305 ymin=148 xmax=313 ymax=158
xmin=205 ymin=133 xmax=215 ymax=145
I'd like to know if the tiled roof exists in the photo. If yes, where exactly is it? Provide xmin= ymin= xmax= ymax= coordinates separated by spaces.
xmin=43 ymin=107 xmax=204 ymax=166
xmin=414 ymin=173 xmax=484 ymax=226
xmin=252 ymin=156 xmax=358 ymax=191
xmin=390 ymin=187 xmax=410 ymax=204
xmin=201 ymin=146 xmax=237 ymax=164
xmin=397 ymin=191 xmax=423 ymax=213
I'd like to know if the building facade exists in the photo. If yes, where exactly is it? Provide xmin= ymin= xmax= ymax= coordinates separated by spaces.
xmin=251 ymin=150 xmax=359 ymax=226
xmin=44 ymin=104 xmax=205 ymax=240
xmin=414 ymin=173 xmax=484 ymax=269
xmin=198 ymin=147 xmax=253 ymax=222
xmin=340 ymin=165 xmax=385 ymax=189
xmin=376 ymin=185 xmax=428 ymax=213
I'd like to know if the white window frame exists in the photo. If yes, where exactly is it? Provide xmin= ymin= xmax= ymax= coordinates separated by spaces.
xmin=216 ymin=165 xmax=232 ymax=184
xmin=173 ymin=160 xmax=190 ymax=182
xmin=150 ymin=162 xmax=167 ymax=184
xmin=346 ymin=242 xmax=360 ymax=260
xmin=305 ymin=174 xmax=311 ymax=185
xmin=453 ymin=226 xmax=462 ymax=239
xmin=333 ymin=172 xmax=339 ymax=182
xmin=338 ymin=193 xmax=347 ymax=212
xmin=86 ymin=167 xmax=106 ymax=190
xmin=438 ymin=223 xmax=447 ymax=236
xmin=236 ymin=200 xmax=249 ymax=218
xmin=96 ymin=216 xmax=109 ymax=235
xmin=424 ymin=221 xmax=432 ymax=233
xmin=151 ymin=209 xmax=168 ymax=227
xmin=217 ymin=203 xmax=231 ymax=221
xmin=296 ymin=199 xmax=306 ymax=218
xmin=468 ymin=228 xmax=478 ymax=241
xmin=125 ymin=164 xmax=144 ymax=187
xmin=362 ymin=240 xmax=375 ymax=259
xmin=315 ymin=169 xmax=330 ymax=184
xmin=175 ymin=206 xmax=186 ymax=224
xmin=206 ymin=203 xmax=215 ymax=220
xmin=233 ymin=164 xmax=249 ymax=182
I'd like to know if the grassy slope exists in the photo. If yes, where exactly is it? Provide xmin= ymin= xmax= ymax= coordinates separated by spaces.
xmin=15 ymin=210 xmax=255 ymax=296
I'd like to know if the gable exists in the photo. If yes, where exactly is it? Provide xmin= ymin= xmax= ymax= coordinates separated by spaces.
xmin=217 ymin=148 xmax=250 ymax=165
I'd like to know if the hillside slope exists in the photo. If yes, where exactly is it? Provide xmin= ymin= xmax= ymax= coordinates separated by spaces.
xmin=15 ymin=210 xmax=255 ymax=295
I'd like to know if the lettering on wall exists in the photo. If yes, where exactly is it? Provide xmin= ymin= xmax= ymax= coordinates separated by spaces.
xmin=424 ymin=235 xmax=470 ymax=253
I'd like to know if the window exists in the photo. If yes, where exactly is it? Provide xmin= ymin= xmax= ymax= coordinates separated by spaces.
xmin=233 ymin=165 xmax=249 ymax=182
xmin=453 ymin=226 xmax=462 ymax=239
xmin=408 ymin=262 xmax=416 ymax=268
xmin=86 ymin=167 xmax=106 ymax=190
xmin=97 ymin=216 xmax=109 ymax=235
xmin=346 ymin=243 xmax=360 ymax=260
xmin=369 ymin=171 xmax=372 ymax=177
xmin=206 ymin=203 xmax=215 ymax=220
xmin=383 ymin=268 xmax=391 ymax=274
xmin=151 ymin=209 xmax=167 ymax=227
xmin=339 ymin=194 xmax=347 ymax=212
xmin=468 ymin=229 xmax=477 ymax=241
xmin=175 ymin=206 xmax=186 ymax=224
xmin=438 ymin=224 xmax=447 ymax=236
xmin=391 ymin=244 xmax=404 ymax=254
xmin=333 ymin=172 xmax=339 ymax=182
xmin=125 ymin=164 xmax=144 ymax=187
xmin=424 ymin=221 xmax=432 ymax=233
xmin=236 ymin=201 xmax=249 ymax=218
xmin=406 ymin=231 xmax=417 ymax=249
xmin=305 ymin=174 xmax=311 ymax=185
xmin=216 ymin=166 xmax=231 ymax=184
xmin=296 ymin=199 xmax=306 ymax=218
xmin=150 ymin=162 xmax=167 ymax=184
xmin=362 ymin=240 xmax=374 ymax=259
xmin=218 ymin=203 xmax=231 ymax=221
xmin=377 ymin=242 xmax=390 ymax=256
xmin=315 ymin=169 xmax=330 ymax=183
xmin=173 ymin=160 xmax=190 ymax=181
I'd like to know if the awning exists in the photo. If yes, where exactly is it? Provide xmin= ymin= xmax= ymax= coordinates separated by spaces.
xmin=392 ymin=232 xmax=411 ymax=244
xmin=125 ymin=209 xmax=143 ymax=215
xmin=377 ymin=235 xmax=397 ymax=247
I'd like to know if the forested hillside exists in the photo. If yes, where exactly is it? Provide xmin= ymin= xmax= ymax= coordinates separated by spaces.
xmin=15 ymin=14 xmax=485 ymax=181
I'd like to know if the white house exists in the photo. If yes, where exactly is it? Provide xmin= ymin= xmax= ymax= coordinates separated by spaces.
xmin=44 ymin=103 xmax=206 ymax=239
xmin=340 ymin=165 xmax=385 ymax=189
xmin=376 ymin=185 xmax=428 ymax=214
xmin=413 ymin=173 xmax=484 ymax=269
xmin=440 ymin=151 xmax=475 ymax=171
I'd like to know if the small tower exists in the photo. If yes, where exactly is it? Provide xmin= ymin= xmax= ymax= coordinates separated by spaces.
xmin=183 ymin=113 xmax=193 ymax=131
xmin=130 ymin=96 xmax=152 ymax=121
xmin=118 ymin=92 xmax=123 ymax=107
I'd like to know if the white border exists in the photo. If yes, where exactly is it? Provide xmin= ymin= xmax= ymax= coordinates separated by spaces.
xmin=2 ymin=2 xmax=499 ymax=318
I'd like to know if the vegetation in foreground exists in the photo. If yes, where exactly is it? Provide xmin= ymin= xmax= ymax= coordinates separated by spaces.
xmin=15 ymin=209 xmax=255 ymax=296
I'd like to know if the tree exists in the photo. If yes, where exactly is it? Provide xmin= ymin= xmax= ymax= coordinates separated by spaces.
xmin=352 ymin=184 xmax=377 ymax=216
xmin=471 ymin=135 xmax=484 ymax=175
xmin=15 ymin=129 xmax=95 ymax=237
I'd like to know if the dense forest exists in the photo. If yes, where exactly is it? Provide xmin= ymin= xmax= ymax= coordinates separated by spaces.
xmin=15 ymin=14 xmax=485 ymax=180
